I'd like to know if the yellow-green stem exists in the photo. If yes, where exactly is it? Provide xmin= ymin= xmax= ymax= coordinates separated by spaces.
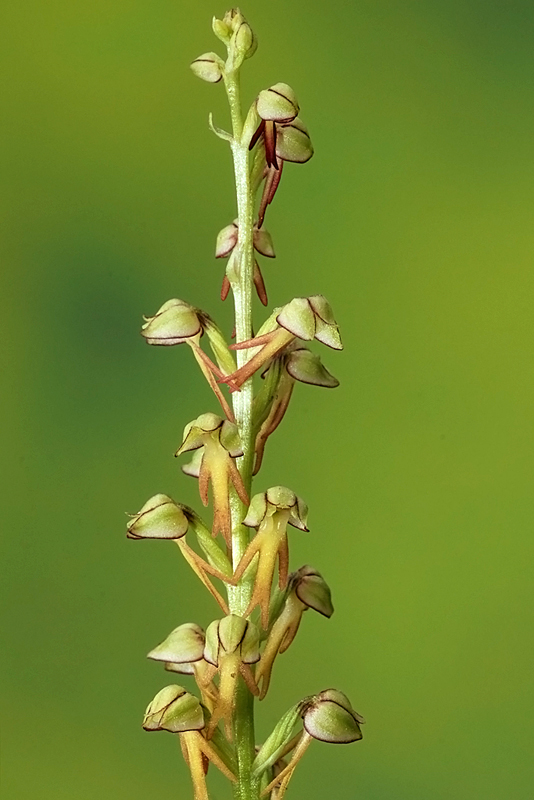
xmin=224 ymin=66 xmax=260 ymax=800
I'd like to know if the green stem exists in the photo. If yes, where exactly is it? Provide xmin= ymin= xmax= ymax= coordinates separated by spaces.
xmin=224 ymin=66 xmax=260 ymax=800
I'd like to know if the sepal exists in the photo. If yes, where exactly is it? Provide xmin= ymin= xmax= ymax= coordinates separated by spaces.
xmin=141 ymin=299 xmax=201 ymax=345
xmin=275 ymin=117 xmax=313 ymax=163
xmin=257 ymin=83 xmax=299 ymax=123
xmin=147 ymin=623 xmax=205 ymax=666
xmin=293 ymin=566 xmax=334 ymax=618
xmin=285 ymin=348 xmax=339 ymax=388
xmin=142 ymin=685 xmax=205 ymax=733
xmin=301 ymin=689 xmax=364 ymax=743
xmin=126 ymin=494 xmax=189 ymax=540
xmin=215 ymin=222 xmax=238 ymax=258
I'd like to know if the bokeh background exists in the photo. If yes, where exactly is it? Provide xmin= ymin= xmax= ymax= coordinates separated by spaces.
xmin=2 ymin=1 xmax=534 ymax=798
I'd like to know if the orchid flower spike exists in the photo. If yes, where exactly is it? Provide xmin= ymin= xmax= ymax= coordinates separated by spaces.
xmin=225 ymin=295 xmax=342 ymax=391
xmin=142 ymin=685 xmax=236 ymax=800
xmin=232 ymin=487 xmax=309 ymax=628
xmin=253 ymin=344 xmax=340 ymax=474
xmin=256 ymin=566 xmax=333 ymax=699
xmin=175 ymin=413 xmax=249 ymax=551
xmin=126 ymin=494 xmax=232 ymax=613
xmin=141 ymin=298 xmax=236 ymax=420
xmin=204 ymin=615 xmax=261 ymax=738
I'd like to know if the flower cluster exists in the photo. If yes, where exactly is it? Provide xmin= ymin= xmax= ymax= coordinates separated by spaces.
xmin=128 ymin=9 xmax=363 ymax=800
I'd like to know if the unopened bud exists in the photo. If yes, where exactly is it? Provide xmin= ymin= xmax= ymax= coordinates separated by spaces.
xmin=127 ymin=494 xmax=189 ymax=540
xmin=223 ymin=8 xmax=243 ymax=30
xmin=234 ymin=19 xmax=257 ymax=60
xmin=147 ymin=623 xmax=205 ymax=666
xmin=292 ymin=566 xmax=334 ymax=617
xmin=301 ymin=689 xmax=364 ymax=743
xmin=212 ymin=16 xmax=232 ymax=44
xmin=276 ymin=117 xmax=314 ymax=164
xmin=141 ymin=299 xmax=201 ymax=346
xmin=142 ymin=685 xmax=205 ymax=733
xmin=190 ymin=53 xmax=224 ymax=84
xmin=257 ymin=83 xmax=299 ymax=123
xmin=204 ymin=615 xmax=260 ymax=666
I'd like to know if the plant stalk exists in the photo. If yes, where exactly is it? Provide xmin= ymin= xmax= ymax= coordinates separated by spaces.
xmin=224 ymin=66 xmax=260 ymax=800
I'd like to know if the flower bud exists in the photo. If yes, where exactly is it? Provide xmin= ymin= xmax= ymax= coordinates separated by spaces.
xmin=204 ymin=615 xmax=260 ymax=666
xmin=127 ymin=494 xmax=189 ymax=540
xmin=243 ymin=486 xmax=309 ymax=532
xmin=285 ymin=347 xmax=339 ymax=388
xmin=143 ymin=685 xmax=205 ymax=733
xmin=222 ymin=8 xmax=243 ymax=31
xmin=301 ymin=689 xmax=364 ymax=743
xmin=147 ymin=623 xmax=205 ymax=667
xmin=277 ymin=295 xmax=342 ymax=350
xmin=257 ymin=83 xmax=299 ymax=123
xmin=215 ymin=222 xmax=238 ymax=258
xmin=276 ymin=297 xmax=316 ymax=340
xmin=234 ymin=19 xmax=257 ymax=60
xmin=212 ymin=16 xmax=232 ymax=43
xmin=141 ymin=299 xmax=201 ymax=346
xmin=177 ymin=413 xmax=243 ymax=458
xmin=275 ymin=117 xmax=314 ymax=164
xmin=292 ymin=566 xmax=334 ymax=618
xmin=190 ymin=53 xmax=224 ymax=84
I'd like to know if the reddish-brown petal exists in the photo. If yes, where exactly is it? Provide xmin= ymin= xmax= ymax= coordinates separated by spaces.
xmin=258 ymin=162 xmax=284 ymax=228
xmin=221 ymin=274 xmax=231 ymax=301
xmin=253 ymin=259 xmax=268 ymax=306
xmin=263 ymin=120 xmax=278 ymax=169
xmin=249 ymin=119 xmax=265 ymax=151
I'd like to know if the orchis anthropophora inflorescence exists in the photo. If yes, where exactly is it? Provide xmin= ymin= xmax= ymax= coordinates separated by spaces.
xmin=128 ymin=9 xmax=363 ymax=800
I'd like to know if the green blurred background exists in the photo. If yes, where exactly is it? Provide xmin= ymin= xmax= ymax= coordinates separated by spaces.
xmin=2 ymin=1 xmax=534 ymax=798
